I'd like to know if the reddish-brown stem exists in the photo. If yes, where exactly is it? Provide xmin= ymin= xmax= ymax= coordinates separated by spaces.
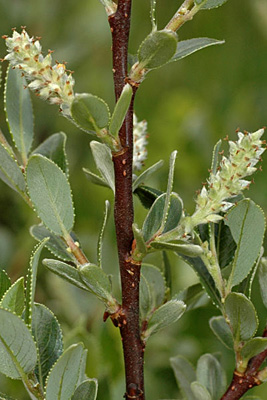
xmin=221 ymin=327 xmax=267 ymax=400
xmin=108 ymin=1 xmax=145 ymax=399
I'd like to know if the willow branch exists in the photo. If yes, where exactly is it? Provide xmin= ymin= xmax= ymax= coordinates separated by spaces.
xmin=108 ymin=1 xmax=145 ymax=399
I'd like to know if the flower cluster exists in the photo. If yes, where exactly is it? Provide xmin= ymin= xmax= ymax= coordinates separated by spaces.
xmin=133 ymin=113 xmax=148 ymax=171
xmin=2 ymin=28 xmax=75 ymax=117
xmin=182 ymin=128 xmax=266 ymax=233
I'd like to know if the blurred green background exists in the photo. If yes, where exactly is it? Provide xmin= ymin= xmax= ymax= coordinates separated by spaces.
xmin=0 ymin=0 xmax=266 ymax=398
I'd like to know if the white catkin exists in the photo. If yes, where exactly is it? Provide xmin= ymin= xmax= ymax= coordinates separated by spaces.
xmin=3 ymin=28 xmax=75 ymax=117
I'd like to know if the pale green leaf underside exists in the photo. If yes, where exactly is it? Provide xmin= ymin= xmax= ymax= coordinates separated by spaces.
xmin=190 ymin=382 xmax=211 ymax=400
xmin=90 ymin=141 xmax=115 ymax=192
xmin=33 ymin=132 xmax=68 ymax=175
xmin=25 ymin=238 xmax=49 ymax=327
xmin=225 ymin=293 xmax=258 ymax=342
xmin=71 ymin=93 xmax=110 ymax=133
xmin=132 ymin=159 xmax=164 ymax=191
xmin=4 ymin=66 xmax=34 ymax=159
xmin=145 ymin=299 xmax=186 ymax=338
xmin=0 ymin=270 xmax=11 ymax=300
xmin=0 ymin=143 xmax=26 ymax=195
xmin=72 ymin=379 xmax=98 ymax=400
xmin=151 ymin=241 xmax=203 ymax=257
xmin=0 ymin=308 xmax=37 ymax=379
xmin=109 ymin=83 xmax=132 ymax=137
xmin=258 ymin=258 xmax=267 ymax=309
xmin=176 ymin=283 xmax=208 ymax=312
xmin=97 ymin=200 xmax=110 ymax=268
xmin=170 ymin=38 xmax=224 ymax=62
xmin=170 ymin=355 xmax=197 ymax=400
xmin=142 ymin=192 xmax=182 ymax=242
xmin=209 ymin=316 xmax=234 ymax=349
xmin=30 ymin=224 xmax=75 ymax=262
xmin=26 ymin=154 xmax=74 ymax=236
xmin=240 ymin=337 xmax=267 ymax=362
xmin=138 ymin=29 xmax=178 ymax=70
xmin=83 ymin=168 xmax=111 ymax=189
xmin=0 ymin=277 xmax=24 ymax=316
xmin=45 ymin=343 xmax=85 ymax=400
xmin=140 ymin=264 xmax=166 ymax=321
xmin=43 ymin=259 xmax=89 ymax=291
xmin=225 ymin=199 xmax=265 ymax=289
xmin=79 ymin=264 xmax=114 ymax=303
xmin=196 ymin=353 xmax=226 ymax=399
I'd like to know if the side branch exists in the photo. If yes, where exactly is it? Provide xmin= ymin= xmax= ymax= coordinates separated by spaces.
xmin=221 ymin=327 xmax=267 ymax=400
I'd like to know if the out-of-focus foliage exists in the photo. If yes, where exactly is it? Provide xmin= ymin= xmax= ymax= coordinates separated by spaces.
xmin=0 ymin=0 xmax=266 ymax=398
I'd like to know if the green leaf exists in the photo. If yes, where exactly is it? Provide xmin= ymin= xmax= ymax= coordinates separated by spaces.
xmin=32 ymin=303 xmax=63 ymax=390
xmin=216 ymin=221 xmax=236 ymax=269
xmin=4 ymin=65 xmax=34 ymax=161
xmin=71 ymin=93 xmax=110 ymax=133
xmin=138 ymin=29 xmax=178 ymax=70
xmin=72 ymin=379 xmax=98 ymax=400
xmin=32 ymin=132 xmax=68 ymax=176
xmin=140 ymin=264 xmax=166 ymax=321
xmin=225 ymin=199 xmax=265 ymax=289
xmin=79 ymin=264 xmax=115 ymax=306
xmin=143 ymin=299 xmax=186 ymax=339
xmin=176 ymin=283 xmax=208 ymax=312
xmin=161 ymin=151 xmax=178 ymax=231
xmin=170 ymin=355 xmax=197 ymax=400
xmin=0 ymin=143 xmax=26 ymax=195
xmin=43 ymin=259 xmax=89 ymax=291
xmin=142 ymin=193 xmax=182 ymax=242
xmin=83 ymin=168 xmax=111 ymax=189
xmin=132 ymin=159 xmax=164 ymax=192
xmin=25 ymin=239 xmax=48 ymax=326
xmin=134 ymin=185 xmax=162 ymax=209
xmin=0 ymin=270 xmax=11 ymax=300
xmin=30 ymin=224 xmax=76 ymax=262
xmin=0 ymin=308 xmax=37 ymax=379
xmin=142 ymin=193 xmax=165 ymax=241
xmin=109 ymin=84 xmax=132 ymax=137
xmin=151 ymin=241 xmax=203 ymax=257
xmin=97 ymin=200 xmax=110 ymax=268
xmin=0 ymin=277 xmax=24 ymax=316
xmin=90 ymin=141 xmax=115 ymax=192
xmin=259 ymin=257 xmax=267 ymax=309
xmin=225 ymin=293 xmax=258 ymax=342
xmin=132 ymin=223 xmax=147 ymax=260
xmin=171 ymin=38 xmax=225 ymax=62
xmin=45 ymin=343 xmax=85 ymax=400
xmin=26 ymin=154 xmax=75 ymax=236
xmin=190 ymin=382 xmax=212 ymax=400
xmin=196 ymin=353 xmax=226 ymax=399
xmin=209 ymin=316 xmax=234 ymax=349
xmin=181 ymin=255 xmax=221 ymax=307
xmin=240 ymin=338 xmax=267 ymax=367
xmin=162 ymin=251 xmax=172 ymax=298
xmin=196 ymin=0 xmax=229 ymax=10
